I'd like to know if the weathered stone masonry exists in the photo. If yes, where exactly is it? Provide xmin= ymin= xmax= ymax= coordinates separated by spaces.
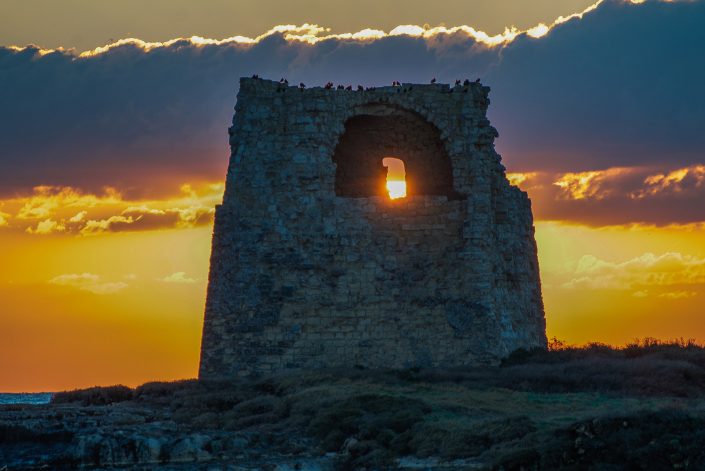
xmin=199 ymin=77 xmax=546 ymax=378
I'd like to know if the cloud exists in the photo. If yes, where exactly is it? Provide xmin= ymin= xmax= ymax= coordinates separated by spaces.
xmin=0 ymin=182 xmax=222 ymax=235
xmin=0 ymin=0 xmax=703 ymax=227
xmin=16 ymin=186 xmax=121 ymax=219
xmin=488 ymin=0 xmax=705 ymax=173
xmin=159 ymin=272 xmax=196 ymax=284
xmin=512 ymin=164 xmax=705 ymax=225
xmin=17 ymin=4 xmax=600 ymax=58
xmin=48 ymin=272 xmax=128 ymax=294
xmin=0 ymin=211 xmax=9 ymax=226
xmin=26 ymin=218 xmax=66 ymax=235
xmin=562 ymin=252 xmax=705 ymax=292
xmin=49 ymin=273 xmax=100 ymax=286
xmin=120 ymin=205 xmax=215 ymax=231
xmin=658 ymin=290 xmax=697 ymax=300
xmin=506 ymin=172 xmax=537 ymax=187
xmin=634 ymin=165 xmax=705 ymax=199
xmin=552 ymin=168 xmax=631 ymax=201
xmin=80 ymin=215 xmax=135 ymax=235
xmin=69 ymin=211 xmax=87 ymax=223
xmin=550 ymin=165 xmax=705 ymax=202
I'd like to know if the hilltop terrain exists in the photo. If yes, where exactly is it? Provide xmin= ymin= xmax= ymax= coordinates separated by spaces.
xmin=2 ymin=340 xmax=705 ymax=470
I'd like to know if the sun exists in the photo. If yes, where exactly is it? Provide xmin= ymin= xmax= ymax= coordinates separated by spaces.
xmin=383 ymin=157 xmax=407 ymax=199
xmin=386 ymin=180 xmax=407 ymax=199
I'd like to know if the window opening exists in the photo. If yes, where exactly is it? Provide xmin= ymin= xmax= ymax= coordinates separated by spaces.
xmin=382 ymin=157 xmax=406 ymax=199
xmin=332 ymin=108 xmax=462 ymax=199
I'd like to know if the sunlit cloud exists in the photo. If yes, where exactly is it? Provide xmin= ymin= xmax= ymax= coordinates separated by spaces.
xmin=633 ymin=165 xmax=705 ymax=199
xmin=8 ymin=0 xmax=683 ymax=59
xmin=121 ymin=206 xmax=164 ymax=216
xmin=6 ymin=0 xmax=627 ymax=56
xmin=171 ymin=206 xmax=216 ymax=227
xmin=552 ymin=168 xmax=632 ymax=200
xmin=159 ymin=272 xmax=196 ymax=284
xmin=48 ymin=272 xmax=128 ymax=295
xmin=506 ymin=172 xmax=538 ymax=187
xmin=69 ymin=211 xmax=87 ymax=223
xmin=562 ymin=252 xmax=705 ymax=292
xmin=26 ymin=218 xmax=66 ymax=235
xmin=5 ymin=45 xmax=59 ymax=56
xmin=0 ymin=182 xmax=223 ymax=236
xmin=16 ymin=186 xmax=122 ymax=219
xmin=526 ymin=23 xmax=551 ymax=38
xmin=60 ymin=0 xmax=661 ymax=55
xmin=510 ymin=164 xmax=705 ymax=226
xmin=49 ymin=273 xmax=100 ymax=285
xmin=80 ymin=215 xmax=135 ymax=236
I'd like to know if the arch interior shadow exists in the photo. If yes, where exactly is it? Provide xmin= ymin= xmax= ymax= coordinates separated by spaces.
xmin=332 ymin=108 xmax=461 ymax=199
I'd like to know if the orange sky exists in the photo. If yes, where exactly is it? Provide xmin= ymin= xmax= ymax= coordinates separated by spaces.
xmin=1 ymin=180 xmax=704 ymax=392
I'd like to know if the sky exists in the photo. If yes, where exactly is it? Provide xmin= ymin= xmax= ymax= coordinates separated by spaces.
xmin=2 ymin=0 xmax=705 ymax=392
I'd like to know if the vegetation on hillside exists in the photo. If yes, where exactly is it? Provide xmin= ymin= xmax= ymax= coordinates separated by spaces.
xmin=40 ymin=340 xmax=705 ymax=469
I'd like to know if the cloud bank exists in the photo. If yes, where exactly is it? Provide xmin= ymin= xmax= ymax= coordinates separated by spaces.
xmin=1 ymin=0 xmax=703 ymax=226
xmin=511 ymin=164 xmax=705 ymax=225
xmin=0 ymin=183 xmax=222 ymax=235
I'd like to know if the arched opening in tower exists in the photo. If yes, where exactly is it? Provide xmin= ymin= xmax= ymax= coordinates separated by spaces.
xmin=382 ymin=157 xmax=406 ymax=199
xmin=331 ymin=107 xmax=460 ymax=199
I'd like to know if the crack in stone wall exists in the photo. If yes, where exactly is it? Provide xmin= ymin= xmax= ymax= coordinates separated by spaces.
xmin=199 ymin=78 xmax=546 ymax=378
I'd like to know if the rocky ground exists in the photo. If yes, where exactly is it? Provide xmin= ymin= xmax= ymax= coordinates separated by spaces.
xmin=2 ymin=341 xmax=705 ymax=470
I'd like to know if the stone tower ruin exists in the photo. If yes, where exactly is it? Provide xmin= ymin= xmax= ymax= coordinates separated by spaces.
xmin=199 ymin=77 xmax=546 ymax=378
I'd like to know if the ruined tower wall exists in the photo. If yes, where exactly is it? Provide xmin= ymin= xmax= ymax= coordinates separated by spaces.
xmin=199 ymin=78 xmax=546 ymax=378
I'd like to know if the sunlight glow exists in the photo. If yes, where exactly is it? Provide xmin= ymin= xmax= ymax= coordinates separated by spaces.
xmin=383 ymin=157 xmax=407 ymax=199
xmin=527 ymin=23 xmax=550 ymax=38
xmin=386 ymin=180 xmax=407 ymax=199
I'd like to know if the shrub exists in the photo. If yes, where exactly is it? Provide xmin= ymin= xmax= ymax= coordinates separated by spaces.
xmin=497 ymin=339 xmax=705 ymax=397
xmin=51 ymin=385 xmax=133 ymax=406
xmin=0 ymin=425 xmax=73 ymax=444
xmin=408 ymin=416 xmax=536 ymax=459
xmin=307 ymin=393 xmax=431 ymax=468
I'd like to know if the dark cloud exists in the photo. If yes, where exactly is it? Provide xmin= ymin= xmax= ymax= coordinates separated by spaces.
xmin=488 ymin=0 xmax=705 ymax=173
xmin=0 ymin=34 xmax=496 ymax=196
xmin=1 ymin=0 xmax=704 ymax=226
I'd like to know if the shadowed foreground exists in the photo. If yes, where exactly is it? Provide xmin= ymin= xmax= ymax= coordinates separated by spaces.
xmin=2 ymin=340 xmax=705 ymax=470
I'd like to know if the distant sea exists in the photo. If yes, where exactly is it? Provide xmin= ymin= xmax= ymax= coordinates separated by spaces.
xmin=0 ymin=393 xmax=53 ymax=405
